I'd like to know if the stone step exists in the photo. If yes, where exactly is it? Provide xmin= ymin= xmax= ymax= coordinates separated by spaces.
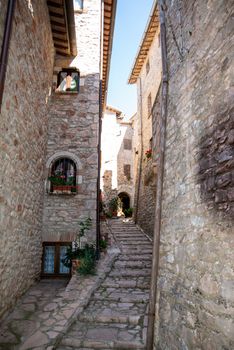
xmin=118 ymin=255 xmax=152 ymax=261
xmin=109 ymin=268 xmax=151 ymax=278
xmin=114 ymin=232 xmax=143 ymax=235
xmin=121 ymin=250 xmax=152 ymax=255
xmin=85 ymin=299 xmax=147 ymax=315
xmin=119 ymin=244 xmax=152 ymax=250
xmin=115 ymin=237 xmax=149 ymax=242
xmin=60 ymin=338 xmax=146 ymax=350
xmin=79 ymin=311 xmax=144 ymax=326
xmin=59 ymin=320 xmax=146 ymax=350
xmin=92 ymin=289 xmax=149 ymax=303
xmin=114 ymin=260 xmax=151 ymax=268
xmin=102 ymin=277 xmax=150 ymax=289
xmin=118 ymin=241 xmax=151 ymax=245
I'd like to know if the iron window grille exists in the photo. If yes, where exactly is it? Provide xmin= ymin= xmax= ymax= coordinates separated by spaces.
xmin=49 ymin=158 xmax=77 ymax=193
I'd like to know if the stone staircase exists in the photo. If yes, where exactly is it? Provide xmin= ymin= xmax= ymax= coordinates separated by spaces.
xmin=56 ymin=219 xmax=152 ymax=350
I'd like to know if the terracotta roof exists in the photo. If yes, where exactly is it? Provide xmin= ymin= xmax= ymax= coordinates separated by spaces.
xmin=105 ymin=105 xmax=121 ymax=114
xmin=102 ymin=0 xmax=117 ymax=108
xmin=128 ymin=1 xmax=159 ymax=84
xmin=47 ymin=0 xmax=117 ymax=108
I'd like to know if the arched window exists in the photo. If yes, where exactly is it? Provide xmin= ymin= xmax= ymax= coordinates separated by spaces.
xmin=57 ymin=68 xmax=79 ymax=92
xmin=48 ymin=158 xmax=77 ymax=193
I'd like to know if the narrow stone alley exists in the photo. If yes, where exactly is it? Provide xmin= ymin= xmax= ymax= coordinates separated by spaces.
xmin=57 ymin=219 xmax=152 ymax=349
xmin=0 ymin=219 xmax=152 ymax=350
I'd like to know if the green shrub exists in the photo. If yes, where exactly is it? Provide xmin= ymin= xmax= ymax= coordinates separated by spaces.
xmin=77 ymin=245 xmax=96 ymax=275
xmin=100 ymin=239 xmax=107 ymax=250
xmin=124 ymin=207 xmax=133 ymax=217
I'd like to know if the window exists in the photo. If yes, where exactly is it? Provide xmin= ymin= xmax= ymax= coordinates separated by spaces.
xmin=74 ymin=0 xmax=83 ymax=11
xmin=149 ymin=137 xmax=153 ymax=149
xmin=57 ymin=68 xmax=79 ymax=92
xmin=146 ymin=59 xmax=150 ymax=75
xmin=124 ymin=139 xmax=132 ymax=150
xmin=42 ymin=243 xmax=71 ymax=276
xmin=49 ymin=158 xmax=77 ymax=193
xmin=148 ymin=93 xmax=152 ymax=117
xmin=124 ymin=164 xmax=131 ymax=180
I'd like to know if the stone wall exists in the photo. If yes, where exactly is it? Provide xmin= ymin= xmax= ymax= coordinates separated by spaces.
xmin=101 ymin=108 xmax=134 ymax=211
xmin=133 ymin=28 xmax=161 ymax=236
xmin=154 ymin=1 xmax=234 ymax=349
xmin=42 ymin=0 xmax=101 ymax=243
xmin=0 ymin=1 xmax=54 ymax=317
xmin=117 ymin=123 xmax=134 ymax=206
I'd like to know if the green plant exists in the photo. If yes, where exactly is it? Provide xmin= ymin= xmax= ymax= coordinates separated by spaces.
xmin=145 ymin=149 xmax=152 ymax=159
xmin=108 ymin=197 xmax=119 ymax=212
xmin=77 ymin=245 xmax=96 ymax=275
xmin=62 ymin=218 xmax=92 ymax=269
xmin=48 ymin=172 xmax=75 ymax=186
xmin=106 ymin=211 xmax=113 ymax=218
xmin=124 ymin=207 xmax=133 ymax=217
xmin=78 ymin=217 xmax=92 ymax=248
xmin=100 ymin=239 xmax=107 ymax=250
xmin=62 ymin=246 xmax=83 ymax=268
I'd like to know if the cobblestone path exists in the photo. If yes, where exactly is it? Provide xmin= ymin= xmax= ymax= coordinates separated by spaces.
xmin=57 ymin=219 xmax=152 ymax=350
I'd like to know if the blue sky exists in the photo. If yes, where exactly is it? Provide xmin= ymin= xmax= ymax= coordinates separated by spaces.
xmin=107 ymin=0 xmax=154 ymax=117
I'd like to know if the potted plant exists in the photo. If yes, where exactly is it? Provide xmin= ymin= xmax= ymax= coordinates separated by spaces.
xmin=77 ymin=244 xmax=96 ymax=275
xmin=100 ymin=238 xmax=108 ymax=253
xmin=62 ymin=217 xmax=92 ymax=274
xmin=124 ymin=207 xmax=133 ymax=218
xmin=108 ymin=197 xmax=119 ymax=217
xmin=145 ymin=149 xmax=152 ymax=159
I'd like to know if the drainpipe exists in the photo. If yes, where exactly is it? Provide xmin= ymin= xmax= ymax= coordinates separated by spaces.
xmin=96 ymin=0 xmax=105 ymax=260
xmin=96 ymin=79 xmax=102 ymax=260
xmin=146 ymin=1 xmax=169 ymax=349
xmin=0 ymin=0 xmax=16 ymax=112
xmin=134 ymin=77 xmax=143 ymax=223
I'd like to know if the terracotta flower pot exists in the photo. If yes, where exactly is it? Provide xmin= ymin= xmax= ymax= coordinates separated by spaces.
xmin=71 ymin=259 xmax=81 ymax=275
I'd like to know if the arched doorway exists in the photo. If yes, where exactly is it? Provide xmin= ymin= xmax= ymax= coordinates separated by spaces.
xmin=118 ymin=192 xmax=130 ymax=214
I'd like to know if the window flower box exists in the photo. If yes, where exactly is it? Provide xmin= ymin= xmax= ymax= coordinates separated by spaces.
xmin=52 ymin=185 xmax=78 ymax=194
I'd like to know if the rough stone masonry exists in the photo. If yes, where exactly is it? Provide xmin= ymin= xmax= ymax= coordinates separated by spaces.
xmin=0 ymin=1 xmax=54 ymax=318
xmin=153 ymin=1 xmax=234 ymax=349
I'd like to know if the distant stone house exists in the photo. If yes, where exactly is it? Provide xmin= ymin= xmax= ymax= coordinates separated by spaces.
xmin=101 ymin=106 xmax=134 ymax=213
xmin=129 ymin=1 xmax=234 ymax=349
xmin=128 ymin=2 xmax=161 ymax=236
xmin=0 ymin=0 xmax=116 ymax=317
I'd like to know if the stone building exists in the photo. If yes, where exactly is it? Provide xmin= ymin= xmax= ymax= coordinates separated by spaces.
xmin=130 ymin=0 xmax=234 ymax=349
xmin=101 ymin=106 xmax=134 ymax=213
xmin=0 ymin=0 xmax=116 ymax=318
xmin=128 ymin=3 xmax=161 ymax=236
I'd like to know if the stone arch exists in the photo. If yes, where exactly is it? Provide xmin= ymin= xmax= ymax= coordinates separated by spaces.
xmin=118 ymin=192 xmax=131 ymax=212
xmin=46 ymin=151 xmax=83 ymax=170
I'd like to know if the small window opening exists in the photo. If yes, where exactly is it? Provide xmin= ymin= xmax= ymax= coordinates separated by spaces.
xmin=124 ymin=164 xmax=131 ymax=180
xmin=158 ymin=33 xmax=161 ymax=47
xmin=149 ymin=137 xmax=153 ymax=149
xmin=124 ymin=139 xmax=132 ymax=150
xmin=74 ymin=0 xmax=83 ymax=12
xmin=146 ymin=59 xmax=150 ymax=75
xmin=49 ymin=158 xmax=77 ymax=193
xmin=57 ymin=68 xmax=79 ymax=92
xmin=148 ymin=93 xmax=152 ymax=117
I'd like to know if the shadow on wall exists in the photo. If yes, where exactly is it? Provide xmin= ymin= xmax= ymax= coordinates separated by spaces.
xmin=198 ymin=107 xmax=234 ymax=220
